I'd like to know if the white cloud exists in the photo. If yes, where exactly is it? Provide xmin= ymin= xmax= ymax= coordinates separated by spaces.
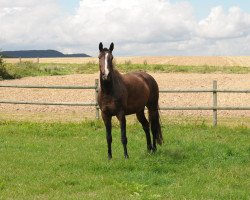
xmin=0 ymin=0 xmax=250 ymax=56
xmin=0 ymin=0 xmax=66 ymax=50
xmin=198 ymin=6 xmax=250 ymax=39
xmin=65 ymin=0 xmax=197 ymax=55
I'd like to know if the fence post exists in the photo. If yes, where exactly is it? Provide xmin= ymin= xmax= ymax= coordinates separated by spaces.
xmin=37 ymin=57 xmax=39 ymax=63
xmin=213 ymin=80 xmax=217 ymax=127
xmin=19 ymin=57 xmax=21 ymax=63
xmin=95 ymin=79 xmax=99 ymax=119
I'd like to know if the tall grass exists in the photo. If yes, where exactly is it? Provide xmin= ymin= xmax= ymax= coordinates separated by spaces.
xmin=117 ymin=63 xmax=250 ymax=73
xmin=0 ymin=120 xmax=249 ymax=199
xmin=1 ymin=61 xmax=249 ymax=80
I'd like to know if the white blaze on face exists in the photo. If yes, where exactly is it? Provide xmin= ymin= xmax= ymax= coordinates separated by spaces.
xmin=104 ymin=52 xmax=109 ymax=76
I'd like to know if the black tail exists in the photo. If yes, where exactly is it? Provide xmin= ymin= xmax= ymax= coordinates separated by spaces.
xmin=149 ymin=106 xmax=163 ymax=145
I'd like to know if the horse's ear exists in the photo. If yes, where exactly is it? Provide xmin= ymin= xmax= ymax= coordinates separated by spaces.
xmin=109 ymin=42 xmax=114 ymax=52
xmin=99 ymin=42 xmax=103 ymax=52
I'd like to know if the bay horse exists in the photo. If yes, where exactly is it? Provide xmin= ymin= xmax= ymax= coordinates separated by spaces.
xmin=97 ymin=42 xmax=163 ymax=159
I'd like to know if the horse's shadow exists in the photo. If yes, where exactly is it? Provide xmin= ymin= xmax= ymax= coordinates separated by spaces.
xmin=163 ymin=148 xmax=187 ymax=161
xmin=142 ymin=147 xmax=190 ymax=164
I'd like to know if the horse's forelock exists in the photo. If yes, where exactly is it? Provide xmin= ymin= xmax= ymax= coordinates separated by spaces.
xmin=99 ymin=49 xmax=112 ymax=59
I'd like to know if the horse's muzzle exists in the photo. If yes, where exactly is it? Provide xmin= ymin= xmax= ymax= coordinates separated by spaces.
xmin=102 ymin=74 xmax=109 ymax=81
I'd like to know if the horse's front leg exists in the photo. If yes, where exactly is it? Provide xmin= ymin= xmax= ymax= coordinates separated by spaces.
xmin=117 ymin=111 xmax=129 ymax=159
xmin=102 ymin=112 xmax=112 ymax=159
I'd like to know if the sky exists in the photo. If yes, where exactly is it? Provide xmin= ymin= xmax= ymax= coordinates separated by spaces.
xmin=0 ymin=0 xmax=250 ymax=56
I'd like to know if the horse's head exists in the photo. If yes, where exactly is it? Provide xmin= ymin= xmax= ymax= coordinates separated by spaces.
xmin=98 ymin=42 xmax=114 ymax=81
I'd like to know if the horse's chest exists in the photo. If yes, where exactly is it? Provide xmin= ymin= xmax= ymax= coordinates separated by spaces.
xmin=98 ymin=96 xmax=121 ymax=115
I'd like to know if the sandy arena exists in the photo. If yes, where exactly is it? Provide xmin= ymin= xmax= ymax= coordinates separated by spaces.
xmin=0 ymin=73 xmax=249 ymax=122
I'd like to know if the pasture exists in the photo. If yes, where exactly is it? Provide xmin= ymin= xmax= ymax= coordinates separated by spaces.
xmin=0 ymin=120 xmax=249 ymax=199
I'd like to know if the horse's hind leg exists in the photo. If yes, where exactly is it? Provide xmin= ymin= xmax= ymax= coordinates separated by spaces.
xmin=136 ymin=110 xmax=152 ymax=152
xmin=148 ymin=106 xmax=161 ymax=152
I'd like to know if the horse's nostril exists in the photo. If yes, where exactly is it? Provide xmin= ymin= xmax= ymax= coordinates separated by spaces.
xmin=102 ymin=74 xmax=108 ymax=80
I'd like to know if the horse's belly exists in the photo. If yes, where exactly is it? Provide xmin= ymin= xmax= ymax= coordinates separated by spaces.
xmin=125 ymin=89 xmax=149 ymax=114
xmin=125 ymin=105 xmax=146 ymax=115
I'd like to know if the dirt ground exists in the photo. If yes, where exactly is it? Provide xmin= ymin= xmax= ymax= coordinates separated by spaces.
xmin=0 ymin=73 xmax=249 ymax=123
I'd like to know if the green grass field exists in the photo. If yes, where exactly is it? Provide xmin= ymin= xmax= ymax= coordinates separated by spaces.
xmin=2 ymin=61 xmax=250 ymax=79
xmin=0 ymin=120 xmax=249 ymax=199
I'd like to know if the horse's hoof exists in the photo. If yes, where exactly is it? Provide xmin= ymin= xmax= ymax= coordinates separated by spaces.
xmin=147 ymin=146 xmax=152 ymax=153
xmin=147 ymin=147 xmax=153 ymax=153
xmin=108 ymin=155 xmax=112 ymax=160
xmin=151 ymin=148 xmax=157 ymax=153
xmin=124 ymin=155 xmax=129 ymax=159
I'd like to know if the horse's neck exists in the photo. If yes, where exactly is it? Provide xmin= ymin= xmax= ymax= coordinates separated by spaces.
xmin=100 ymin=75 xmax=112 ymax=94
xmin=100 ymin=70 xmax=122 ymax=95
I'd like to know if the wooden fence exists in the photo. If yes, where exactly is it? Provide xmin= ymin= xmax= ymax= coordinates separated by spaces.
xmin=0 ymin=80 xmax=249 ymax=126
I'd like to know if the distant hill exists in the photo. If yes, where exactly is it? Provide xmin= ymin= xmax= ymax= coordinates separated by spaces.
xmin=0 ymin=50 xmax=91 ymax=58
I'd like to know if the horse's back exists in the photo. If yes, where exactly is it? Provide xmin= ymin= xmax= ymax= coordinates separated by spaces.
xmin=123 ymin=71 xmax=159 ymax=95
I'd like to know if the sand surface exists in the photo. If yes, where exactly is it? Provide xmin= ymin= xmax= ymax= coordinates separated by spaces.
xmin=0 ymin=73 xmax=249 ymax=122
